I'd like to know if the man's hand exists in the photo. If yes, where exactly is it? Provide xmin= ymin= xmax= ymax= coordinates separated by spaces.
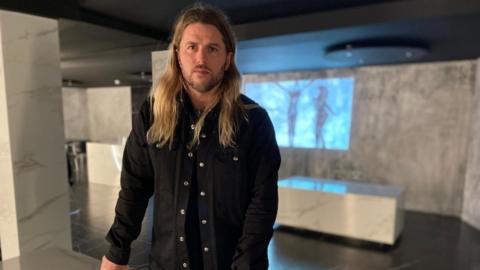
xmin=100 ymin=256 xmax=134 ymax=270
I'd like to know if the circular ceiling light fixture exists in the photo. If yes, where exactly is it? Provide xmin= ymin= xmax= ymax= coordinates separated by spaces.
xmin=325 ymin=39 xmax=429 ymax=66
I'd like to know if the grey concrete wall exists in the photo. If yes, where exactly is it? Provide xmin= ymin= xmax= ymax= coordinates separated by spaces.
xmin=61 ymin=86 xmax=132 ymax=143
xmin=462 ymin=59 xmax=480 ymax=230
xmin=244 ymin=60 xmax=476 ymax=217
xmin=151 ymin=50 xmax=168 ymax=88
xmin=62 ymin=87 xmax=89 ymax=141
xmin=86 ymin=86 xmax=132 ymax=143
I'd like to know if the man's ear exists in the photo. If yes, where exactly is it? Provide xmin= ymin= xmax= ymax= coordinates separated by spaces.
xmin=225 ymin=52 xmax=232 ymax=71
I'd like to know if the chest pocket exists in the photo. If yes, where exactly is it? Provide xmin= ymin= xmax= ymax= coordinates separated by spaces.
xmin=214 ymin=146 xmax=241 ymax=178
xmin=213 ymin=146 xmax=249 ymax=226
xmin=148 ymin=142 xmax=178 ymax=195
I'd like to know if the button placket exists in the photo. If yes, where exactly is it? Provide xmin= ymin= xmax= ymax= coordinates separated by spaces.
xmin=194 ymin=126 xmax=216 ymax=268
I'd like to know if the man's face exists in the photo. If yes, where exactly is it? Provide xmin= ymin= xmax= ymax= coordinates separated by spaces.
xmin=177 ymin=23 xmax=232 ymax=93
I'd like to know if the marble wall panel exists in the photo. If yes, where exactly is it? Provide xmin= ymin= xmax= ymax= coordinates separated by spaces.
xmin=86 ymin=86 xmax=132 ymax=143
xmin=462 ymin=59 xmax=480 ymax=230
xmin=244 ymin=60 xmax=476 ymax=217
xmin=0 ymin=26 xmax=20 ymax=257
xmin=0 ymin=11 xmax=71 ymax=259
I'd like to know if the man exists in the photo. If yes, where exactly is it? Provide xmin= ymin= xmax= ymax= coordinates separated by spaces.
xmin=100 ymin=3 xmax=280 ymax=270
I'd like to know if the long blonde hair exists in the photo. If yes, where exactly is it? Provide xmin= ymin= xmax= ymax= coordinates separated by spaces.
xmin=147 ymin=3 xmax=245 ymax=149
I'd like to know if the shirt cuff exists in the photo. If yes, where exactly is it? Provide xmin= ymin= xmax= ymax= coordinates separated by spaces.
xmin=105 ymin=245 xmax=131 ymax=265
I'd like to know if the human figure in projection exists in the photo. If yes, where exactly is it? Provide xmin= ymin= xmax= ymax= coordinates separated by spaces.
xmin=315 ymin=86 xmax=334 ymax=148
xmin=274 ymin=80 xmax=313 ymax=146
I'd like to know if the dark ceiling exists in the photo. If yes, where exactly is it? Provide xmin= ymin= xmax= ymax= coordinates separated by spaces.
xmin=1 ymin=0 xmax=480 ymax=87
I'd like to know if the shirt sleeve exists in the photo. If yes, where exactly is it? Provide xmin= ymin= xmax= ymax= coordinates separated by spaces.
xmin=231 ymin=108 xmax=281 ymax=270
xmin=104 ymin=100 xmax=154 ymax=265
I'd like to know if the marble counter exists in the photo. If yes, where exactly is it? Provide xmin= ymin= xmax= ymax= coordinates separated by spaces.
xmin=277 ymin=176 xmax=405 ymax=245
xmin=86 ymin=141 xmax=125 ymax=187
xmin=0 ymin=248 xmax=100 ymax=270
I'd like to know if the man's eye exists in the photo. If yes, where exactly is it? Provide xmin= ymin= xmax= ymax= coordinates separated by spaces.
xmin=209 ymin=47 xmax=218 ymax=53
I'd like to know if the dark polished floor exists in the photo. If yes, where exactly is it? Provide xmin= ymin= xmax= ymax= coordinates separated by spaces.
xmin=69 ymin=182 xmax=480 ymax=270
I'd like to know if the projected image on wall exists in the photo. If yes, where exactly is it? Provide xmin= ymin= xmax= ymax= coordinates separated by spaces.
xmin=244 ymin=77 xmax=354 ymax=150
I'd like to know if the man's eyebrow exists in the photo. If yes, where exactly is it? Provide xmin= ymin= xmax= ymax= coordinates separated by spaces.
xmin=182 ymin=40 xmax=222 ymax=47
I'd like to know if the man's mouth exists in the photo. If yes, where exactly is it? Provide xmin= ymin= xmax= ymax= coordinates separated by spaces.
xmin=193 ymin=67 xmax=210 ymax=74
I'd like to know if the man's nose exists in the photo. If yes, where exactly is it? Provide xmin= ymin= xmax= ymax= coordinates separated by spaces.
xmin=195 ymin=48 xmax=208 ymax=64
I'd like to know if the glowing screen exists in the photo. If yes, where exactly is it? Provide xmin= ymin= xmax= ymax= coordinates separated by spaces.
xmin=278 ymin=177 xmax=348 ymax=194
xmin=244 ymin=77 xmax=354 ymax=150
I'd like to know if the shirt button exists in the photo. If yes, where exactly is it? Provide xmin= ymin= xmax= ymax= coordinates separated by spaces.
xmin=201 ymin=219 xmax=207 ymax=224
xmin=190 ymin=124 xmax=195 ymax=130
xmin=180 ymin=209 xmax=185 ymax=215
xmin=200 ymin=191 xmax=206 ymax=197
xmin=187 ymin=152 xmax=193 ymax=158
xmin=203 ymin=247 xmax=209 ymax=252
xmin=179 ymin=236 xmax=184 ymax=242
xmin=184 ymin=181 xmax=189 ymax=187
xmin=199 ymin=162 xmax=205 ymax=167
xmin=155 ymin=143 xmax=161 ymax=148
xmin=233 ymin=156 xmax=239 ymax=161
xmin=182 ymin=262 xmax=188 ymax=268
xmin=201 ymin=133 xmax=207 ymax=139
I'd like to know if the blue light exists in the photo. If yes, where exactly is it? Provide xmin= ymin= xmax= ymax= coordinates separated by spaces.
xmin=278 ymin=178 xmax=347 ymax=194
xmin=245 ymin=77 xmax=354 ymax=150
xmin=322 ymin=183 xmax=347 ymax=194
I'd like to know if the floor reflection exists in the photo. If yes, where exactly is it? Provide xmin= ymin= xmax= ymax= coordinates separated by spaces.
xmin=69 ymin=182 xmax=480 ymax=270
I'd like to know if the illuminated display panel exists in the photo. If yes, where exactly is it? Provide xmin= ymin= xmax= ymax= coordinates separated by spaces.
xmin=245 ymin=77 xmax=354 ymax=150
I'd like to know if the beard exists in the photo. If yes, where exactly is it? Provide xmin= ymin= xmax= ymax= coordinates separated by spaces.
xmin=183 ymin=63 xmax=226 ymax=93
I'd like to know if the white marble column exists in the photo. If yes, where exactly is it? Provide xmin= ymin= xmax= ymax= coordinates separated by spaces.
xmin=462 ymin=59 xmax=480 ymax=231
xmin=0 ymin=11 xmax=71 ymax=260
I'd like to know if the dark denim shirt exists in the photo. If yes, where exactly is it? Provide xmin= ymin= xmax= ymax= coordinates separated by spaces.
xmin=105 ymin=92 xmax=281 ymax=270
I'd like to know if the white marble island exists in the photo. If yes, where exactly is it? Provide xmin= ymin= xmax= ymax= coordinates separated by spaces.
xmin=87 ymin=141 xmax=125 ymax=188
xmin=277 ymin=176 xmax=405 ymax=245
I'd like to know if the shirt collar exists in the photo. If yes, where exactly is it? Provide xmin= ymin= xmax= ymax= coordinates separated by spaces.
xmin=179 ymin=88 xmax=221 ymax=121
